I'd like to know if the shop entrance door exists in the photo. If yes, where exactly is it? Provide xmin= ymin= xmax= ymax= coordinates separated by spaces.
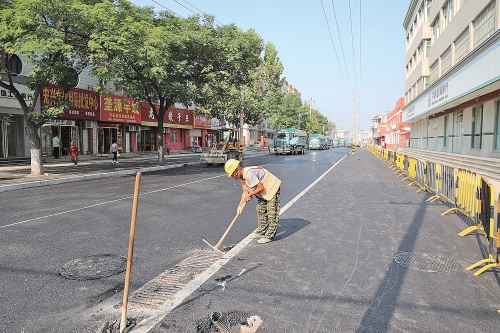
xmin=60 ymin=125 xmax=79 ymax=156
xmin=98 ymin=127 xmax=117 ymax=154
xmin=140 ymin=130 xmax=154 ymax=151
xmin=452 ymin=111 xmax=463 ymax=154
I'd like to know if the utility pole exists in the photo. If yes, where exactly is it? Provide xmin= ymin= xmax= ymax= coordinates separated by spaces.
xmin=309 ymin=97 xmax=313 ymax=134
xmin=352 ymin=90 xmax=357 ymax=144
xmin=240 ymin=86 xmax=245 ymax=148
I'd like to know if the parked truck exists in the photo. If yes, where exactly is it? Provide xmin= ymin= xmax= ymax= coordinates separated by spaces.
xmin=308 ymin=134 xmax=329 ymax=150
xmin=273 ymin=128 xmax=307 ymax=155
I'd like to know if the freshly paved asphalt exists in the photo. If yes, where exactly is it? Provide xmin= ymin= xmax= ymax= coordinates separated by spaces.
xmin=146 ymin=149 xmax=500 ymax=333
xmin=2 ymin=149 xmax=500 ymax=332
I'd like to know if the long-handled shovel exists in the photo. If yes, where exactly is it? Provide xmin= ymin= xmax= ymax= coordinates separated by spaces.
xmin=203 ymin=202 xmax=246 ymax=254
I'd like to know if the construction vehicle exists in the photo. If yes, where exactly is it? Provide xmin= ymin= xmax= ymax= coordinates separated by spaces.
xmin=308 ymin=134 xmax=329 ymax=150
xmin=273 ymin=128 xmax=307 ymax=155
xmin=200 ymin=127 xmax=243 ymax=165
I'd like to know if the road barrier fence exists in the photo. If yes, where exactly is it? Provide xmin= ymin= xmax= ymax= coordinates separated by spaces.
xmin=367 ymin=145 xmax=500 ymax=276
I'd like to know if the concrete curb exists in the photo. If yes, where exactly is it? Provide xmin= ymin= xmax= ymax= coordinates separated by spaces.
xmin=0 ymin=161 xmax=202 ymax=193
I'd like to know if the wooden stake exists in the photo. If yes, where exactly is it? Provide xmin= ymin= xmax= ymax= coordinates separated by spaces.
xmin=120 ymin=172 xmax=142 ymax=333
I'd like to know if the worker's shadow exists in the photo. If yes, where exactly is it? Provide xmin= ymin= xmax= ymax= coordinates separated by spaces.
xmin=274 ymin=218 xmax=311 ymax=241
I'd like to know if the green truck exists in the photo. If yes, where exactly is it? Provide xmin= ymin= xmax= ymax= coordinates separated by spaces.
xmin=273 ymin=128 xmax=307 ymax=155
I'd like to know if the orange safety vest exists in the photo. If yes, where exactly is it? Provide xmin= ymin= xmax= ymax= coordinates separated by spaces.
xmin=242 ymin=166 xmax=281 ymax=201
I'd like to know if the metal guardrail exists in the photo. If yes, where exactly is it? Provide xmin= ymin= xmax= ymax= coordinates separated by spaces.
xmin=368 ymin=145 xmax=499 ymax=276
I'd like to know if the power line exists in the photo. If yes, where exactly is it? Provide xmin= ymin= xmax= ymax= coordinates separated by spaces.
xmin=320 ymin=0 xmax=351 ymax=93
xmin=151 ymin=0 xmax=183 ymax=18
xmin=179 ymin=0 xmax=225 ymax=26
xmin=168 ymin=0 xmax=197 ymax=15
xmin=330 ymin=0 xmax=352 ymax=90
xmin=151 ymin=0 xmax=224 ymax=26
xmin=359 ymin=0 xmax=362 ymax=129
xmin=348 ymin=0 xmax=358 ymax=88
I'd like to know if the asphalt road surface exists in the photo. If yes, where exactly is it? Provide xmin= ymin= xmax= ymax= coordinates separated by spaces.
xmin=0 ymin=148 xmax=349 ymax=332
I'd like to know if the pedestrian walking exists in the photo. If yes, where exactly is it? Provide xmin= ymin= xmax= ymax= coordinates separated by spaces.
xmin=53 ymin=134 xmax=60 ymax=159
xmin=69 ymin=142 xmax=79 ymax=166
xmin=165 ymin=141 xmax=171 ymax=155
xmin=224 ymin=159 xmax=281 ymax=244
xmin=110 ymin=139 xmax=118 ymax=163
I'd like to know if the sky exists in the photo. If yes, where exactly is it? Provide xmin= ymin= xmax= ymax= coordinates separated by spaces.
xmin=130 ymin=0 xmax=410 ymax=132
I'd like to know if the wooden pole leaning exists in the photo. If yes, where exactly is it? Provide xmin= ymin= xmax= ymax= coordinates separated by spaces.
xmin=120 ymin=172 xmax=142 ymax=333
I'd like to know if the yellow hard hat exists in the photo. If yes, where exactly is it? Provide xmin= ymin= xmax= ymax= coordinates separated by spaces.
xmin=224 ymin=159 xmax=240 ymax=177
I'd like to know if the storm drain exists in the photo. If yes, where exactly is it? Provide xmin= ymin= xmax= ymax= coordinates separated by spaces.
xmin=129 ymin=250 xmax=221 ymax=309
xmin=59 ymin=254 xmax=127 ymax=280
xmin=394 ymin=252 xmax=462 ymax=273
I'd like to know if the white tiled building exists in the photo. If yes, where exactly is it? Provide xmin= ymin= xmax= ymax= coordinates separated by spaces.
xmin=402 ymin=0 xmax=500 ymax=158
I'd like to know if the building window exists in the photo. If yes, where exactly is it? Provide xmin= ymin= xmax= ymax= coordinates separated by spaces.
xmin=171 ymin=131 xmax=178 ymax=143
xmin=495 ymin=101 xmax=500 ymax=150
xmin=443 ymin=0 xmax=454 ymax=29
xmin=425 ymin=0 xmax=433 ymax=22
xmin=430 ymin=60 xmax=439 ymax=84
xmin=424 ymin=39 xmax=431 ymax=58
xmin=6 ymin=54 xmax=22 ymax=75
xmin=417 ymin=77 xmax=423 ymax=95
xmin=432 ymin=17 xmax=440 ymax=44
xmin=471 ymin=105 xmax=483 ymax=149
xmin=443 ymin=115 xmax=448 ymax=147
xmin=441 ymin=47 xmax=452 ymax=74
xmin=474 ymin=1 xmax=495 ymax=48
xmin=423 ymin=76 xmax=430 ymax=90
xmin=455 ymin=28 xmax=470 ymax=63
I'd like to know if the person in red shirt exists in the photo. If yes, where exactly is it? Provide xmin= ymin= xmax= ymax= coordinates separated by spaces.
xmin=69 ymin=142 xmax=79 ymax=166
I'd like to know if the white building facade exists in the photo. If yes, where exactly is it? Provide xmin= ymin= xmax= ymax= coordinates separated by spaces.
xmin=402 ymin=0 xmax=500 ymax=158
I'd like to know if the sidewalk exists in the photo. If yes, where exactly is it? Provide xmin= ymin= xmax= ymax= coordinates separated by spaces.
xmin=0 ymin=149 xmax=269 ymax=193
xmin=133 ymin=149 xmax=500 ymax=333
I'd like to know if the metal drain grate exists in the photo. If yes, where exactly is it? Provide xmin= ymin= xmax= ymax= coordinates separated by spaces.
xmin=129 ymin=250 xmax=221 ymax=309
xmin=393 ymin=252 xmax=462 ymax=273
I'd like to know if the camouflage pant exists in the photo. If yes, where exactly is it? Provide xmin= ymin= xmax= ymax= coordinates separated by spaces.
xmin=255 ymin=188 xmax=280 ymax=239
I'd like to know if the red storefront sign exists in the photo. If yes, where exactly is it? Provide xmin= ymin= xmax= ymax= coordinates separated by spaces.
xmin=140 ymin=103 xmax=194 ymax=128
xmin=100 ymin=95 xmax=141 ymax=124
xmin=41 ymin=85 xmax=100 ymax=120
xmin=195 ymin=114 xmax=211 ymax=128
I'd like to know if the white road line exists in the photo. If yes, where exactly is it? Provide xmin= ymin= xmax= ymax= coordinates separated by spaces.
xmin=130 ymin=154 xmax=347 ymax=332
xmin=0 ymin=174 xmax=225 ymax=229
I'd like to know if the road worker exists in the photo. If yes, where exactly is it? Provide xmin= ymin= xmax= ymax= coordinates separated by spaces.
xmin=224 ymin=159 xmax=281 ymax=244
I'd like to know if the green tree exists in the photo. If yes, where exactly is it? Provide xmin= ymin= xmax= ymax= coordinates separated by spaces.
xmin=268 ymin=92 xmax=306 ymax=129
xmin=259 ymin=42 xmax=285 ymax=123
xmin=0 ymin=0 xmax=99 ymax=175
xmin=196 ymin=53 xmax=265 ymax=132
xmin=91 ymin=1 xmax=262 ymax=161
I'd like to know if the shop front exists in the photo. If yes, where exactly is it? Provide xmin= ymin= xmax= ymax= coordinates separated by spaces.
xmin=40 ymin=84 xmax=100 ymax=157
xmin=194 ymin=114 xmax=211 ymax=148
xmin=100 ymin=95 xmax=141 ymax=153
xmin=140 ymin=103 xmax=194 ymax=152
xmin=0 ymin=83 xmax=33 ymax=158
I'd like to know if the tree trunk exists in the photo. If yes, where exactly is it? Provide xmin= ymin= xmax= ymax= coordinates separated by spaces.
xmin=26 ymin=118 xmax=44 ymax=176
xmin=30 ymin=148 xmax=44 ymax=175
xmin=157 ymin=118 xmax=164 ymax=162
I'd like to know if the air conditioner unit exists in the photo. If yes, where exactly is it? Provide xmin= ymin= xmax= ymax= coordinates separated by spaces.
xmin=84 ymin=121 xmax=93 ymax=128
xmin=135 ymin=125 xmax=140 ymax=132
xmin=163 ymin=127 xmax=170 ymax=133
